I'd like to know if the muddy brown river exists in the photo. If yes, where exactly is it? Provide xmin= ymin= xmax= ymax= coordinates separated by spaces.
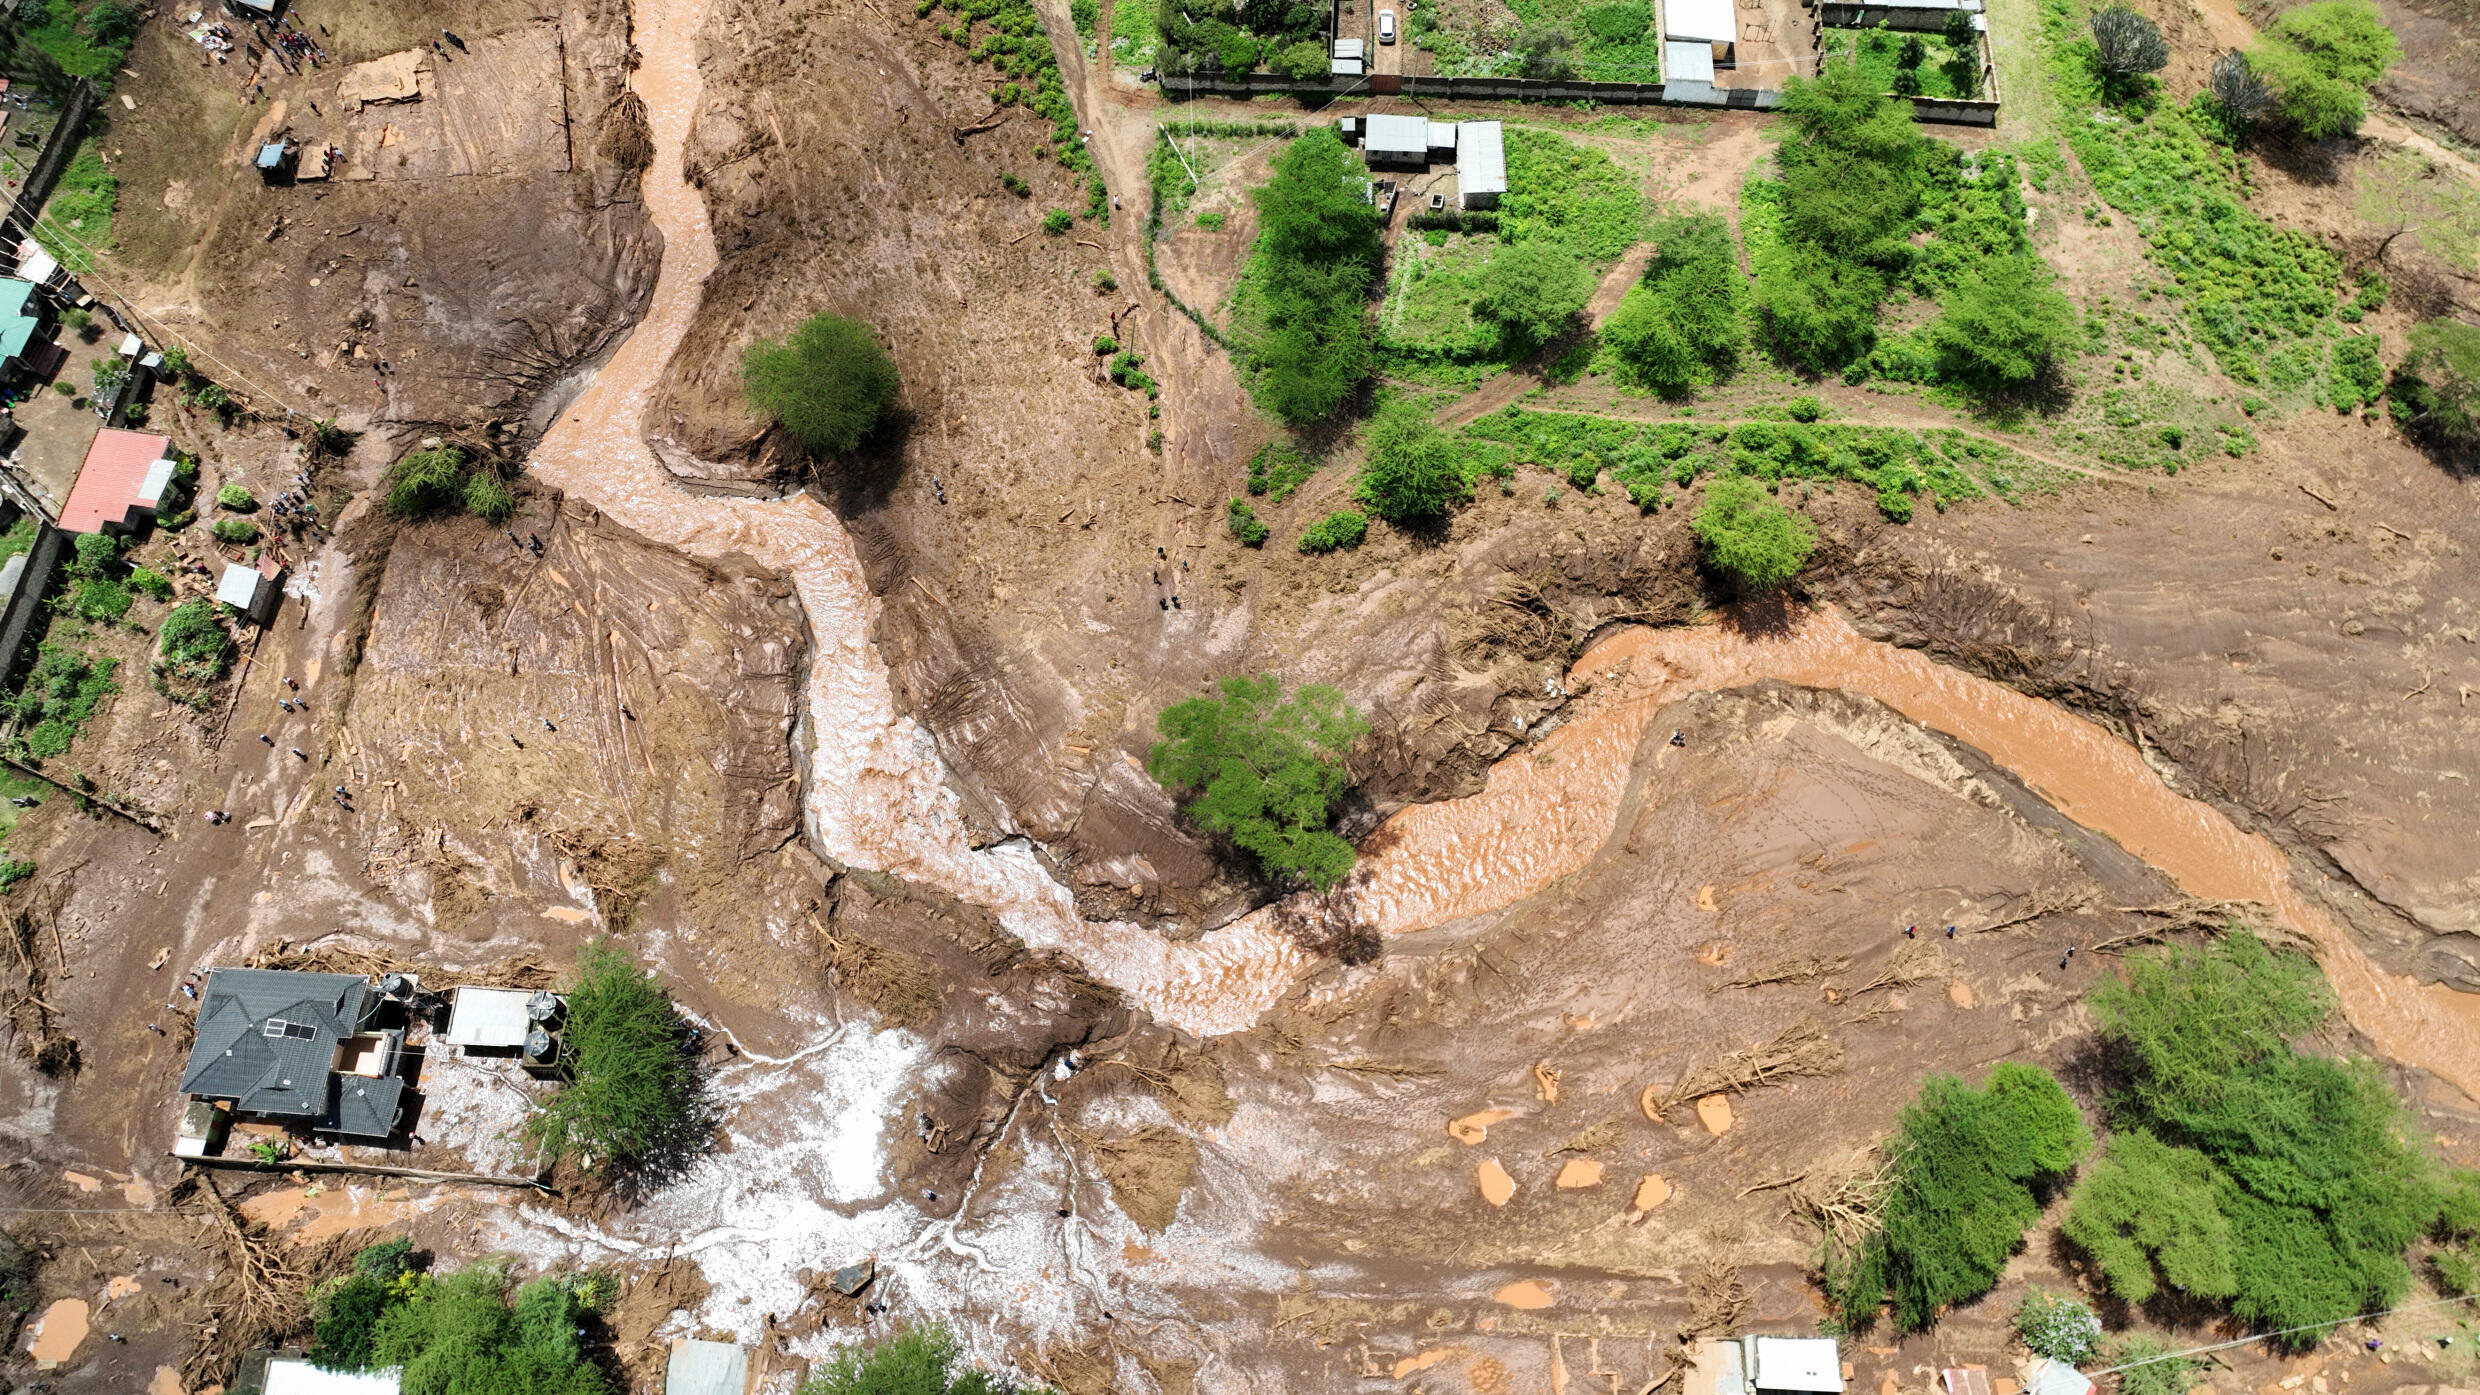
xmin=527 ymin=0 xmax=2479 ymax=1100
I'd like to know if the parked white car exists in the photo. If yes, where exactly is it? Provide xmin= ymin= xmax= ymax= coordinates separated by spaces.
xmin=1377 ymin=8 xmax=1397 ymax=42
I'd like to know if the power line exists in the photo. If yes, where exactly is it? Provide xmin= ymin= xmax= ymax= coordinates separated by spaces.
xmin=22 ymin=210 xmax=319 ymax=421
xmin=2090 ymin=1293 xmax=2480 ymax=1376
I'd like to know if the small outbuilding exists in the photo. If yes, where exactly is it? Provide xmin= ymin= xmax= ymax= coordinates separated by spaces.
xmin=1455 ymin=121 xmax=1505 ymax=209
xmin=1663 ymin=0 xmax=1739 ymax=64
xmin=1687 ymin=1335 xmax=1847 ymax=1395
xmin=0 ymin=277 xmax=44 ymax=377
xmin=665 ymin=1338 xmax=750 ymax=1395
xmin=216 ymin=559 xmax=284 ymax=626
xmin=1362 ymin=113 xmax=1431 ymax=168
xmin=59 ymin=428 xmax=177 ymax=535
xmin=1664 ymin=37 xmax=1718 ymax=82
xmin=443 ymin=986 xmax=564 ymax=1051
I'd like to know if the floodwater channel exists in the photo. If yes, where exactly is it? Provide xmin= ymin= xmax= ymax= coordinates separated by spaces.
xmin=529 ymin=0 xmax=2479 ymax=1101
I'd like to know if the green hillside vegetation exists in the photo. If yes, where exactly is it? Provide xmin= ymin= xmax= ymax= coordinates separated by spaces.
xmin=2065 ymin=933 xmax=2468 ymax=1339
xmin=2390 ymin=319 xmax=2480 ymax=450
xmin=1148 ymin=675 xmax=1367 ymax=888
xmin=922 ymin=0 xmax=1107 ymax=217
xmin=1234 ymin=130 xmax=1386 ymax=423
xmin=800 ymin=1325 xmax=1024 ymax=1395
xmin=1823 ymin=1062 xmax=2091 ymax=1330
xmin=2241 ymin=0 xmax=2398 ymax=138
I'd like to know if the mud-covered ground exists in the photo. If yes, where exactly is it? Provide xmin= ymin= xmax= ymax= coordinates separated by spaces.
xmin=8 ymin=0 xmax=2480 ymax=1385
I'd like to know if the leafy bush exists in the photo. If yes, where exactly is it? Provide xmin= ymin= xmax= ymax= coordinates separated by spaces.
xmin=1226 ymin=497 xmax=1269 ymax=546
xmin=210 ymin=518 xmax=259 ymax=546
xmin=2390 ymin=318 xmax=2480 ymax=450
xmin=383 ymin=448 xmax=468 ymax=518
xmin=1247 ymin=440 xmax=1319 ymax=502
xmin=1147 ymin=674 xmax=1367 ymax=889
xmin=1931 ymin=255 xmax=2080 ymax=392
xmin=129 ymin=566 xmax=172 ymax=601
xmin=1693 ymin=476 xmax=1814 ymax=593
xmin=2107 ymin=1336 xmax=2203 ymax=1395
xmin=319 ymin=1261 xmax=607 ymax=1394
xmin=1042 ymin=207 xmax=1073 ymax=234
xmin=152 ymin=599 xmax=236 ymax=707
xmin=1237 ymin=130 xmax=1383 ymax=423
xmin=523 ymin=942 xmax=708 ymax=1185
xmin=2241 ymin=0 xmax=2396 ymax=138
xmin=1270 ymin=37 xmax=1329 ymax=78
xmin=0 ymin=861 xmax=34 ymax=891
xmin=2330 ymin=334 xmax=2383 ymax=410
xmin=1824 ymin=1063 xmax=2090 ymax=1330
xmin=214 ymin=484 xmax=257 ymax=512
xmin=67 ymin=577 xmax=130 ymax=625
xmin=2014 ymin=1289 xmax=2102 ymax=1364
xmin=463 ymin=472 xmax=517 ymax=524
xmin=1514 ymin=23 xmax=1577 ymax=78
xmin=1355 ymin=401 xmax=1465 ymax=524
xmin=800 ymin=1325 xmax=1005 ymax=1395
xmin=742 ymin=313 xmax=901 ymax=455
xmin=2062 ymin=1129 xmax=2237 ymax=1304
xmin=1473 ymin=240 xmax=1592 ymax=350
xmin=1297 ymin=509 xmax=1367 ymax=553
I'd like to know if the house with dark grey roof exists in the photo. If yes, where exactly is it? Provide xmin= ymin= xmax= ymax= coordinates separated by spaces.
xmin=179 ymin=969 xmax=410 ymax=1141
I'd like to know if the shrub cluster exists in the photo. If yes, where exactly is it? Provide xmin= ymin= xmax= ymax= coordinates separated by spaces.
xmin=1296 ymin=509 xmax=1368 ymax=553
xmin=382 ymin=447 xmax=518 ymax=525
xmin=151 ymin=598 xmax=236 ymax=709
xmin=1156 ymin=0 xmax=1325 ymax=79
xmin=8 ymin=645 xmax=116 ymax=759
xmin=1226 ymin=497 xmax=1269 ymax=546
xmin=1148 ymin=675 xmax=1366 ymax=888
xmin=1237 ymin=130 xmax=1384 ymax=424
xmin=1692 ymin=476 xmax=1813 ymax=593
xmin=63 ymin=532 xmax=131 ymax=626
xmin=310 ymin=1243 xmax=609 ymax=1393
xmin=800 ymin=1325 xmax=1008 ymax=1395
xmin=1823 ymin=1062 xmax=2089 ymax=1330
xmin=2390 ymin=318 xmax=2480 ymax=451
xmin=1245 ymin=440 xmax=1319 ymax=502
xmin=2064 ymin=933 xmax=2471 ymax=1340
xmin=1355 ymin=401 xmax=1466 ymax=524
xmin=2236 ymin=0 xmax=2397 ymax=138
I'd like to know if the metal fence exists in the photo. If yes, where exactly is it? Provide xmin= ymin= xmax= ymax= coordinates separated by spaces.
xmin=1160 ymin=68 xmax=2003 ymax=122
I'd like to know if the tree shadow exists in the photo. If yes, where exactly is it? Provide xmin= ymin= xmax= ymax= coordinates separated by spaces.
xmin=806 ymin=406 xmax=917 ymax=518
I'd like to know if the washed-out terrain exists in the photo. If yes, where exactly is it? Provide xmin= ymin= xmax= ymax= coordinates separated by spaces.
xmin=1 ymin=0 xmax=2478 ymax=1386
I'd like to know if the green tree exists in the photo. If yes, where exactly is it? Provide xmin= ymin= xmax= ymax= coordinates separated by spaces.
xmin=1514 ymin=24 xmax=1578 ymax=78
xmin=370 ymin=1266 xmax=605 ymax=1395
xmin=1147 ymin=674 xmax=1368 ymax=889
xmin=1355 ymin=400 xmax=1465 ymax=523
xmin=1606 ymin=214 xmax=1745 ymax=392
xmin=1930 ymin=254 xmax=2079 ymax=391
xmin=2062 ymin=1130 xmax=2239 ymax=1304
xmin=1244 ymin=130 xmax=1384 ymax=423
xmin=1270 ymin=37 xmax=1329 ymax=78
xmin=1692 ymin=476 xmax=1814 ymax=592
xmin=2390 ymin=318 xmax=2480 ymax=450
xmin=2246 ymin=0 xmax=2397 ymax=137
xmin=2088 ymin=4 xmax=2169 ymax=77
xmin=384 ymin=447 xmax=470 ymax=518
xmin=523 ymin=942 xmax=708 ymax=1185
xmin=800 ymin=1325 xmax=1005 ymax=1395
xmin=741 ymin=313 xmax=902 ymax=455
xmin=1825 ymin=1063 xmax=2091 ymax=1330
xmin=1473 ymin=240 xmax=1593 ymax=349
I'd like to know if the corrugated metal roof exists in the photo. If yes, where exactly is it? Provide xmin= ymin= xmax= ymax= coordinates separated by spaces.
xmin=1457 ymin=121 xmax=1505 ymax=195
xmin=1364 ymin=112 xmax=1428 ymax=155
xmin=1663 ymin=0 xmax=1737 ymax=41
xmin=446 ymin=987 xmax=537 ymax=1048
xmin=1751 ymin=1337 xmax=1844 ymax=1394
xmin=264 ymin=1356 xmax=402 ymax=1394
xmin=1664 ymin=38 xmax=1716 ymax=80
xmin=666 ymin=1338 xmax=749 ymax=1395
xmin=216 ymin=563 xmax=266 ymax=610
xmin=1333 ymin=37 xmax=1364 ymax=56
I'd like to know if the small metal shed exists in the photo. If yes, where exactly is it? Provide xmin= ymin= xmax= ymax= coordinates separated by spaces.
xmin=216 ymin=561 xmax=279 ymax=625
xmin=1663 ymin=38 xmax=1717 ymax=80
xmin=444 ymin=987 xmax=537 ymax=1050
xmin=1456 ymin=121 xmax=1505 ymax=209
xmin=1362 ymin=113 xmax=1430 ymax=167
xmin=665 ymin=1338 xmax=750 ymax=1395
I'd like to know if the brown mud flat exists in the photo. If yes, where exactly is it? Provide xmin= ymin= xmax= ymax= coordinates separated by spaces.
xmin=102 ymin=0 xmax=658 ymax=429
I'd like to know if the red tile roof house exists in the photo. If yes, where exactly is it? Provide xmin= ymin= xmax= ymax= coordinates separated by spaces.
xmin=59 ymin=428 xmax=178 ymax=535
